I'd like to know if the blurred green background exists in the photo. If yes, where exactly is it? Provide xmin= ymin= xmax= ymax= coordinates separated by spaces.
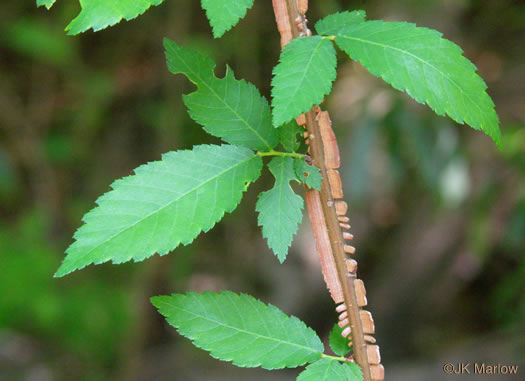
xmin=0 ymin=0 xmax=524 ymax=380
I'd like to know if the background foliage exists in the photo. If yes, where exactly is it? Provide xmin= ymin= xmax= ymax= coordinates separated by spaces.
xmin=1 ymin=0 xmax=524 ymax=379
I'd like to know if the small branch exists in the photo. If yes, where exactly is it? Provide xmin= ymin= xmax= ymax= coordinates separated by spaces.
xmin=320 ymin=353 xmax=349 ymax=362
xmin=256 ymin=150 xmax=305 ymax=159
xmin=271 ymin=2 xmax=380 ymax=380
xmin=272 ymin=0 xmax=293 ymax=48
xmin=304 ymin=111 xmax=372 ymax=381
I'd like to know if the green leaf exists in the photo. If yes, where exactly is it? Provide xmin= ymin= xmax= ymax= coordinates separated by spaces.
xmin=328 ymin=324 xmax=350 ymax=357
xmin=315 ymin=10 xmax=366 ymax=36
xmin=55 ymin=145 xmax=262 ymax=277
xmin=279 ymin=121 xmax=303 ymax=152
xmin=164 ymin=38 xmax=279 ymax=151
xmin=345 ymin=362 xmax=364 ymax=380
xmin=201 ymin=0 xmax=254 ymax=38
xmin=272 ymin=36 xmax=337 ymax=127
xmin=256 ymin=157 xmax=303 ymax=262
xmin=36 ymin=0 xmax=55 ymax=9
xmin=294 ymin=158 xmax=321 ymax=191
xmin=65 ymin=0 xmax=165 ymax=35
xmin=296 ymin=358 xmax=363 ymax=381
xmin=317 ymin=15 xmax=501 ymax=146
xmin=151 ymin=291 xmax=324 ymax=369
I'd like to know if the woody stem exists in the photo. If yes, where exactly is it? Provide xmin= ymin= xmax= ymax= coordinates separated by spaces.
xmin=271 ymin=1 xmax=372 ymax=380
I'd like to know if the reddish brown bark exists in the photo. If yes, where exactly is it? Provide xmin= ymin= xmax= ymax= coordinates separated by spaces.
xmin=271 ymin=2 xmax=384 ymax=380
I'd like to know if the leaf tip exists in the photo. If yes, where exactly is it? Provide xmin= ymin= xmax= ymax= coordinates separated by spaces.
xmin=212 ymin=29 xmax=225 ymax=39
xmin=36 ymin=0 xmax=56 ymax=10
xmin=272 ymin=115 xmax=287 ymax=129
xmin=53 ymin=264 xmax=69 ymax=278
xmin=488 ymin=121 xmax=503 ymax=149
xmin=150 ymin=295 xmax=164 ymax=308
xmin=493 ymin=132 xmax=503 ymax=150
xmin=277 ymin=251 xmax=288 ymax=263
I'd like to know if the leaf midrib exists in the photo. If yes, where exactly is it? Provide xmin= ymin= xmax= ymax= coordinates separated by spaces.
xmin=322 ymin=360 xmax=334 ymax=380
xmin=275 ymin=159 xmax=289 ymax=250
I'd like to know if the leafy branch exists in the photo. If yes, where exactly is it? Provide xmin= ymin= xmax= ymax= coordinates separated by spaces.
xmin=41 ymin=1 xmax=502 ymax=380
